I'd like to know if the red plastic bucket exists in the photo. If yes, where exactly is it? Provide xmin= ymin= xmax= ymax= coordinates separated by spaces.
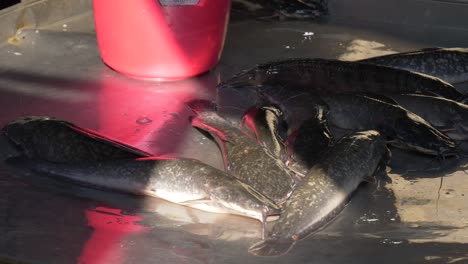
xmin=93 ymin=0 xmax=231 ymax=79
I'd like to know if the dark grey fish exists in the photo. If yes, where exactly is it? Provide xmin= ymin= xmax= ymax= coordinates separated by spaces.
xmin=187 ymin=100 xmax=295 ymax=205
xmin=7 ymin=157 xmax=281 ymax=226
xmin=249 ymin=130 xmax=388 ymax=256
xmin=252 ymin=84 xmax=329 ymax=136
xmin=359 ymin=48 xmax=468 ymax=85
xmin=232 ymin=0 xmax=326 ymax=19
xmin=286 ymin=104 xmax=334 ymax=176
xmin=320 ymin=94 xmax=456 ymax=156
xmin=389 ymin=94 xmax=468 ymax=141
xmin=218 ymin=58 xmax=461 ymax=100
xmin=2 ymin=116 xmax=151 ymax=163
xmin=240 ymin=104 xmax=288 ymax=160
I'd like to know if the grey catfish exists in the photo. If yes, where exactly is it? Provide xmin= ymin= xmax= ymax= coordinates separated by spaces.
xmin=232 ymin=0 xmax=326 ymax=19
xmin=187 ymin=100 xmax=295 ymax=205
xmin=389 ymin=94 xmax=468 ymax=141
xmin=218 ymin=58 xmax=461 ymax=100
xmin=7 ymin=157 xmax=281 ymax=226
xmin=359 ymin=48 xmax=468 ymax=85
xmin=248 ymin=130 xmax=388 ymax=256
xmin=2 ymin=116 xmax=151 ymax=163
xmin=240 ymin=104 xmax=288 ymax=160
xmin=286 ymin=105 xmax=334 ymax=176
xmin=320 ymin=94 xmax=456 ymax=156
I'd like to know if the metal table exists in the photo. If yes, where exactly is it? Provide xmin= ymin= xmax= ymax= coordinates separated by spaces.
xmin=1 ymin=1 xmax=468 ymax=263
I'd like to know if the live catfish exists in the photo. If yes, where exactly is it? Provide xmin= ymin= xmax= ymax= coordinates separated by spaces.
xmin=6 ymin=156 xmax=281 ymax=235
xmin=1 ymin=116 xmax=151 ymax=163
xmin=249 ymin=130 xmax=389 ymax=256
xmin=359 ymin=48 xmax=468 ymax=85
xmin=187 ymin=100 xmax=296 ymax=205
xmin=218 ymin=58 xmax=461 ymax=100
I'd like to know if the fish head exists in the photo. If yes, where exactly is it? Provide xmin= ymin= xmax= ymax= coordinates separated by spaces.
xmin=392 ymin=113 xmax=456 ymax=155
xmin=349 ymin=130 xmax=387 ymax=157
xmin=259 ymin=104 xmax=288 ymax=136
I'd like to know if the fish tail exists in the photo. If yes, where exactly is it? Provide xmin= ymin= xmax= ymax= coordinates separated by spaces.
xmin=248 ymin=236 xmax=296 ymax=257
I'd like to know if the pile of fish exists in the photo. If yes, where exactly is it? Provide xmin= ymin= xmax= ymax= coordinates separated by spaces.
xmin=2 ymin=47 xmax=468 ymax=257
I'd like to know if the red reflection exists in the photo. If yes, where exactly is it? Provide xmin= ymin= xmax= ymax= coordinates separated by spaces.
xmin=240 ymin=107 xmax=260 ymax=141
xmin=97 ymin=73 xmax=217 ymax=156
xmin=77 ymin=207 xmax=149 ymax=264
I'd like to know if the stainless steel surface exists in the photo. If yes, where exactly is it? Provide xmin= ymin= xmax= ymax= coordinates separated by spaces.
xmin=1 ymin=2 xmax=468 ymax=263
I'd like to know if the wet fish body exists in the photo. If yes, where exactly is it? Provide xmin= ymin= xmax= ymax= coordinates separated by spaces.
xmin=218 ymin=58 xmax=461 ymax=100
xmin=389 ymin=94 xmax=468 ymax=141
xmin=2 ymin=116 xmax=151 ymax=163
xmin=286 ymin=105 xmax=334 ymax=176
xmin=253 ymin=84 xmax=329 ymax=135
xmin=219 ymin=59 xmax=462 ymax=100
xmin=7 ymin=157 xmax=281 ymax=224
xmin=241 ymin=104 xmax=288 ymax=160
xmin=187 ymin=100 xmax=295 ymax=204
xmin=359 ymin=48 xmax=468 ymax=85
xmin=249 ymin=131 xmax=387 ymax=256
xmin=320 ymin=94 xmax=456 ymax=155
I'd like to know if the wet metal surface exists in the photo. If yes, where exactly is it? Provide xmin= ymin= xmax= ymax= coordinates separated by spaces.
xmin=1 ymin=3 xmax=468 ymax=264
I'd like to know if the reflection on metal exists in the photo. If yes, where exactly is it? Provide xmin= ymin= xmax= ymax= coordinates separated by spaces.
xmin=0 ymin=0 xmax=92 ymax=42
xmin=78 ymin=207 xmax=149 ymax=264
xmin=338 ymin=39 xmax=396 ymax=61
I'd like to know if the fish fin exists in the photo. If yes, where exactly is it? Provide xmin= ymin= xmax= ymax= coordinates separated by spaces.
xmin=190 ymin=117 xmax=232 ymax=172
xmin=359 ymin=93 xmax=398 ymax=105
xmin=240 ymin=107 xmax=260 ymax=141
xmin=185 ymin=99 xmax=217 ymax=114
xmin=219 ymin=139 xmax=232 ymax=172
xmin=237 ymin=181 xmax=281 ymax=212
xmin=261 ymin=208 xmax=268 ymax=240
xmin=66 ymin=123 xmax=153 ymax=157
xmin=190 ymin=116 xmax=230 ymax=142
xmin=248 ymin=237 xmax=296 ymax=257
